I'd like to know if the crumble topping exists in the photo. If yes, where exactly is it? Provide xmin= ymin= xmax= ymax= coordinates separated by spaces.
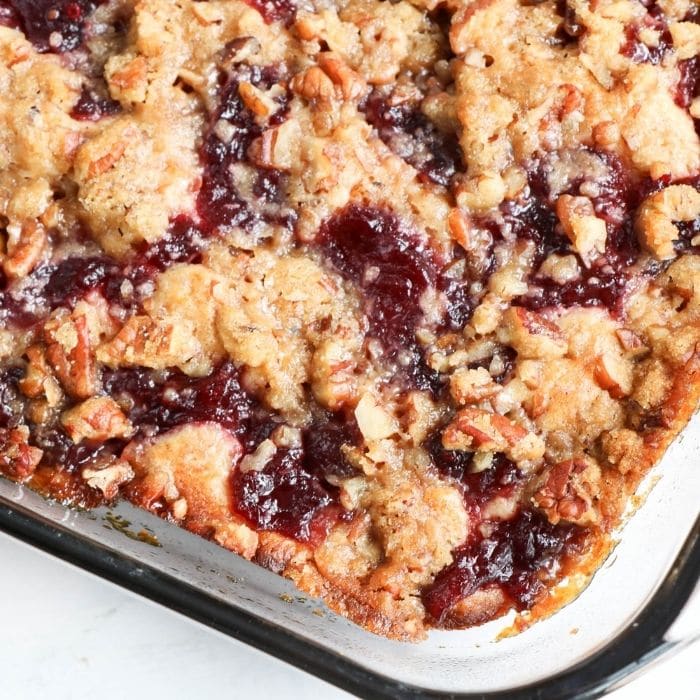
xmin=0 ymin=0 xmax=698 ymax=640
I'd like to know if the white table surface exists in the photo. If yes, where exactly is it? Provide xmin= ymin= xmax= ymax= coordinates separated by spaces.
xmin=0 ymin=531 xmax=696 ymax=700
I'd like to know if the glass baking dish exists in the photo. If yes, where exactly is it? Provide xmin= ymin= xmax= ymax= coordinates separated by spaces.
xmin=0 ymin=413 xmax=697 ymax=698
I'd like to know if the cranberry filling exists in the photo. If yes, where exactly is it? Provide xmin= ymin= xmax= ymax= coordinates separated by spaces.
xmin=232 ymin=447 xmax=341 ymax=543
xmin=0 ymin=366 xmax=24 ymax=429
xmin=422 ymin=507 xmax=583 ymax=623
xmin=363 ymin=90 xmax=463 ymax=187
xmin=70 ymin=86 xmax=121 ymax=121
xmin=99 ymin=362 xmax=358 ymax=542
xmin=197 ymin=65 xmax=292 ymax=234
xmin=620 ymin=4 xmax=672 ymax=65
xmin=0 ymin=0 xmax=106 ymax=53
xmin=318 ymin=204 xmax=446 ymax=391
xmin=244 ymin=0 xmax=296 ymax=26
xmin=424 ymin=426 xmax=585 ymax=623
xmin=0 ymin=215 xmax=206 ymax=331
xmin=506 ymin=153 xmax=646 ymax=312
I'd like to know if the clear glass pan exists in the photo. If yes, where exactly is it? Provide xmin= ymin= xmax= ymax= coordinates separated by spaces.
xmin=0 ymin=414 xmax=698 ymax=698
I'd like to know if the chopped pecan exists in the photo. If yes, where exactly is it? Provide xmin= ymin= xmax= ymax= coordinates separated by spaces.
xmin=2 ymin=221 xmax=47 ymax=280
xmin=556 ymin=195 xmax=607 ymax=265
xmin=238 ymin=81 xmax=282 ymax=120
xmin=498 ymin=307 xmax=568 ymax=359
xmin=19 ymin=345 xmax=63 ymax=406
xmin=355 ymin=393 xmax=399 ymax=441
xmin=635 ymin=185 xmax=700 ymax=260
xmin=442 ymin=407 xmax=545 ymax=465
xmin=317 ymin=52 xmax=368 ymax=101
xmin=290 ymin=66 xmax=335 ymax=102
xmin=61 ymin=396 xmax=134 ymax=444
xmin=0 ymin=426 xmax=43 ymax=480
xmin=533 ymin=458 xmax=600 ymax=525
xmin=82 ymin=456 xmax=135 ymax=500
xmin=447 ymin=208 xmax=471 ymax=249
xmin=592 ymin=353 xmax=631 ymax=399
xmin=44 ymin=312 xmax=98 ymax=400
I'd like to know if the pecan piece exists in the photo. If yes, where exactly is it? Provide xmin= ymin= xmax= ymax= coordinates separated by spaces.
xmin=19 ymin=345 xmax=63 ymax=406
xmin=533 ymin=459 xmax=600 ymax=525
xmin=442 ymin=407 xmax=545 ymax=465
xmin=44 ymin=312 xmax=98 ymax=400
xmin=61 ymin=396 xmax=135 ymax=444
xmin=82 ymin=456 xmax=135 ymax=500
xmin=0 ymin=426 xmax=43 ymax=480
xmin=317 ymin=52 xmax=368 ymax=101
xmin=556 ymin=195 xmax=607 ymax=265
xmin=2 ymin=221 xmax=47 ymax=280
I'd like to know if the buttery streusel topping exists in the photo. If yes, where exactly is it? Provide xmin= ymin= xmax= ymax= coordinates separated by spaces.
xmin=0 ymin=0 xmax=698 ymax=639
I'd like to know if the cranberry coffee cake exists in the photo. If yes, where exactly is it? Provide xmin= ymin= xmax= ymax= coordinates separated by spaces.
xmin=0 ymin=0 xmax=698 ymax=639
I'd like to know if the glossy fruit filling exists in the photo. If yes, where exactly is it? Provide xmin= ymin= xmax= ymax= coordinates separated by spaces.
xmin=70 ymin=86 xmax=121 ymax=121
xmin=0 ymin=0 xmax=105 ymax=52
xmin=197 ymin=65 xmax=293 ymax=234
xmin=318 ymin=204 xmax=480 ymax=391
xmin=364 ymin=90 xmax=463 ymax=187
xmin=510 ymin=152 xmax=644 ymax=312
xmin=422 ymin=507 xmax=583 ymax=623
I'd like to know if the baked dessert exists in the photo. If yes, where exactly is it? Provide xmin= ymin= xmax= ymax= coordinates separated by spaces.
xmin=0 ymin=0 xmax=698 ymax=640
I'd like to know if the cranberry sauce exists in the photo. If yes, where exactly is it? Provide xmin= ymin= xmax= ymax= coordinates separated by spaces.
xmin=71 ymin=86 xmax=121 ymax=121
xmin=422 ymin=508 xmax=583 ymax=623
xmin=363 ymin=90 xmax=463 ymax=187
xmin=423 ymin=427 xmax=585 ymax=622
xmin=231 ymin=410 xmax=360 ymax=542
xmin=509 ymin=151 xmax=644 ymax=312
xmin=620 ymin=3 xmax=672 ymax=65
xmin=0 ymin=216 xmax=206 ymax=330
xmin=100 ymin=362 xmax=359 ymax=542
xmin=0 ymin=0 xmax=106 ymax=53
xmin=318 ymin=204 xmax=445 ymax=391
xmin=197 ymin=64 xmax=292 ymax=234
xmin=244 ymin=0 xmax=296 ymax=25
xmin=0 ymin=366 xmax=24 ymax=429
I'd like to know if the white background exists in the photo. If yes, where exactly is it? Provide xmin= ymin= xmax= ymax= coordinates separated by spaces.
xmin=0 ymin=532 xmax=696 ymax=700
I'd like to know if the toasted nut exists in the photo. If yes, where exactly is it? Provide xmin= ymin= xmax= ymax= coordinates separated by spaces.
xmin=2 ymin=221 xmax=47 ymax=280
xmin=61 ymin=396 xmax=134 ymax=443
xmin=636 ymin=185 xmax=700 ymax=260
xmin=447 ymin=208 xmax=471 ymax=249
xmin=533 ymin=459 xmax=600 ymax=525
xmin=0 ymin=426 xmax=43 ymax=480
xmin=44 ymin=312 xmax=99 ymax=399
xmin=317 ymin=52 xmax=368 ymax=101
xmin=291 ymin=66 xmax=335 ymax=102
xmin=82 ymin=458 xmax=135 ymax=499
xmin=19 ymin=345 xmax=62 ymax=406
xmin=442 ymin=407 xmax=545 ymax=465
xmin=355 ymin=393 xmax=399 ymax=441
xmin=556 ymin=195 xmax=607 ymax=264
xmin=592 ymin=353 xmax=631 ymax=399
